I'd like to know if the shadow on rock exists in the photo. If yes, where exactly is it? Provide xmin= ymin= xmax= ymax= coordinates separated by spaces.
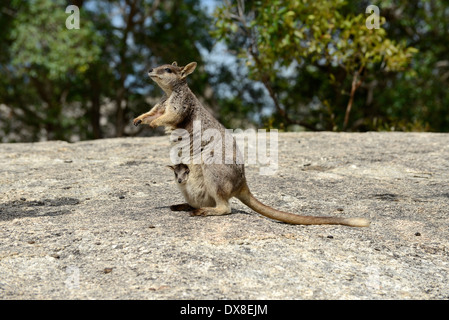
xmin=0 ymin=197 xmax=79 ymax=221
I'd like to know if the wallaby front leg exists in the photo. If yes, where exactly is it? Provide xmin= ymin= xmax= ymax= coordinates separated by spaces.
xmin=149 ymin=110 xmax=180 ymax=128
xmin=133 ymin=103 xmax=165 ymax=126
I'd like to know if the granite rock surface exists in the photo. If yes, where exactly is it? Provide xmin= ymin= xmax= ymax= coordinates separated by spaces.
xmin=0 ymin=132 xmax=448 ymax=299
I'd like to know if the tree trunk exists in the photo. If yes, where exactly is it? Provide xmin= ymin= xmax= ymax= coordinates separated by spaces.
xmin=343 ymin=67 xmax=363 ymax=130
xmin=89 ymin=78 xmax=102 ymax=139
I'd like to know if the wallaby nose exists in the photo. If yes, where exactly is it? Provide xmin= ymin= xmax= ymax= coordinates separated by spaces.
xmin=148 ymin=68 xmax=153 ymax=73
xmin=178 ymin=178 xmax=182 ymax=183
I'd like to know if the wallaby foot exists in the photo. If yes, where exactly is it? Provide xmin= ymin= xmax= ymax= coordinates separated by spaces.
xmin=170 ymin=203 xmax=194 ymax=211
xmin=190 ymin=202 xmax=231 ymax=217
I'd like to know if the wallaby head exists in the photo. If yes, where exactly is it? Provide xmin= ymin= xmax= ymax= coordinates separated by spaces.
xmin=167 ymin=164 xmax=190 ymax=184
xmin=148 ymin=61 xmax=197 ymax=94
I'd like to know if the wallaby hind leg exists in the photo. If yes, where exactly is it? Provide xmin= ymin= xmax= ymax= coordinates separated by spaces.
xmin=191 ymin=199 xmax=231 ymax=217
xmin=170 ymin=203 xmax=194 ymax=211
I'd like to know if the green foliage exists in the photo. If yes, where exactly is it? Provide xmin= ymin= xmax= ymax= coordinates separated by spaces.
xmin=375 ymin=0 xmax=449 ymax=132
xmin=1 ymin=0 xmax=103 ymax=141
xmin=213 ymin=0 xmax=418 ymax=131
xmin=0 ymin=0 xmax=215 ymax=141
xmin=0 ymin=0 xmax=448 ymax=142
xmin=11 ymin=0 xmax=101 ymax=80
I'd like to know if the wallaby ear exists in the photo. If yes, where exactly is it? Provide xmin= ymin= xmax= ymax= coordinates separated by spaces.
xmin=172 ymin=61 xmax=178 ymax=66
xmin=166 ymin=165 xmax=175 ymax=171
xmin=181 ymin=62 xmax=197 ymax=79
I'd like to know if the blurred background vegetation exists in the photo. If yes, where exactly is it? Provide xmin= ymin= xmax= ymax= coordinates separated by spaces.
xmin=0 ymin=0 xmax=448 ymax=142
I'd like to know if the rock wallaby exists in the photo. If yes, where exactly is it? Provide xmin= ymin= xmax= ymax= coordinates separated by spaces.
xmin=166 ymin=164 xmax=196 ymax=212
xmin=134 ymin=62 xmax=370 ymax=227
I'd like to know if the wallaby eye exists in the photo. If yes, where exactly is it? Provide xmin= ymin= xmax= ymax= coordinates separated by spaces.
xmin=164 ymin=68 xmax=172 ymax=73
xmin=185 ymin=170 xmax=190 ymax=174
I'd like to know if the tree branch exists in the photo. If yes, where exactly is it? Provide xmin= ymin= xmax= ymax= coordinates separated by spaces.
xmin=231 ymin=3 xmax=318 ymax=131
xmin=343 ymin=65 xmax=364 ymax=130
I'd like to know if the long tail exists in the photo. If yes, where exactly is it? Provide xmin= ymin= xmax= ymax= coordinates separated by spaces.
xmin=236 ymin=186 xmax=370 ymax=227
